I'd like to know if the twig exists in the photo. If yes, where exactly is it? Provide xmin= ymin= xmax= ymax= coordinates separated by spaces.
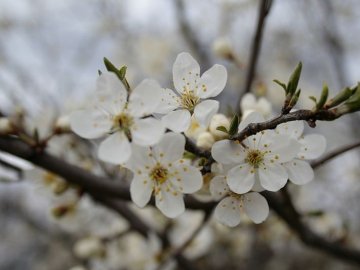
xmin=311 ymin=141 xmax=360 ymax=168
xmin=237 ymin=0 xmax=273 ymax=113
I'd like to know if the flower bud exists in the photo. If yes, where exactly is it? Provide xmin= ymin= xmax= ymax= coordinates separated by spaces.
xmin=212 ymin=38 xmax=233 ymax=59
xmin=0 ymin=118 xmax=13 ymax=134
xmin=73 ymin=237 xmax=105 ymax=259
xmin=185 ymin=117 xmax=206 ymax=140
xmin=54 ymin=115 xmax=71 ymax=133
xmin=209 ymin=114 xmax=230 ymax=139
xmin=196 ymin=132 xmax=215 ymax=149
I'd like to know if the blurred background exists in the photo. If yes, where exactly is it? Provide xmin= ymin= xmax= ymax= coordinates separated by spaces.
xmin=1 ymin=0 xmax=360 ymax=269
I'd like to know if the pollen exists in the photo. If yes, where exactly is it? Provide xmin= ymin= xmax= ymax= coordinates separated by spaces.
xmin=149 ymin=164 xmax=169 ymax=185
xmin=245 ymin=149 xmax=265 ymax=167
xmin=113 ymin=112 xmax=133 ymax=137
xmin=180 ymin=89 xmax=200 ymax=112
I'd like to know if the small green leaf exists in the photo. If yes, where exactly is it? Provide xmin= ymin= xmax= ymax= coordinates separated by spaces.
xmin=216 ymin=126 xmax=228 ymax=133
xmin=316 ymin=83 xmax=329 ymax=110
xmin=309 ymin=96 xmax=317 ymax=104
xmin=286 ymin=62 xmax=302 ymax=96
xmin=119 ymin=66 xmax=127 ymax=80
xmin=228 ymin=115 xmax=239 ymax=136
xmin=289 ymin=89 xmax=301 ymax=107
xmin=273 ymin=79 xmax=287 ymax=92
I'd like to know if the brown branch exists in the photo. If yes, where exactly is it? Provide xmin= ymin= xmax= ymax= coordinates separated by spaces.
xmin=311 ymin=141 xmax=360 ymax=169
xmin=236 ymin=0 xmax=273 ymax=113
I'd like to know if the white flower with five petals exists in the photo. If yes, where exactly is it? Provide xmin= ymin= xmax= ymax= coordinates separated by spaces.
xmin=211 ymin=112 xmax=301 ymax=193
xmin=156 ymin=52 xmax=227 ymax=132
xmin=124 ymin=133 xmax=203 ymax=218
xmin=70 ymin=73 xmax=165 ymax=164
xmin=275 ymin=120 xmax=326 ymax=185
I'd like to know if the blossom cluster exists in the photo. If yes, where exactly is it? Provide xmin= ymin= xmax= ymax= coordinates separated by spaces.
xmin=70 ymin=52 xmax=326 ymax=226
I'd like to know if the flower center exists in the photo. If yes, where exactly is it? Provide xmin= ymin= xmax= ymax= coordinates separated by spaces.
xmin=113 ymin=113 xmax=133 ymax=137
xmin=149 ymin=164 xmax=169 ymax=185
xmin=245 ymin=149 xmax=264 ymax=167
xmin=180 ymin=89 xmax=200 ymax=112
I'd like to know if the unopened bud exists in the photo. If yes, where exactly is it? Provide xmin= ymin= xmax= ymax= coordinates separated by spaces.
xmin=196 ymin=132 xmax=215 ymax=149
xmin=55 ymin=115 xmax=71 ymax=133
xmin=74 ymin=237 xmax=105 ymax=259
xmin=325 ymin=86 xmax=355 ymax=109
xmin=209 ymin=114 xmax=230 ymax=139
xmin=213 ymin=38 xmax=233 ymax=59
xmin=286 ymin=62 xmax=302 ymax=95
xmin=342 ymin=83 xmax=360 ymax=113
xmin=0 ymin=118 xmax=14 ymax=134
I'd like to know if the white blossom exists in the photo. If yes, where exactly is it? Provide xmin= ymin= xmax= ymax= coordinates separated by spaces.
xmin=276 ymin=120 xmax=326 ymax=185
xmin=125 ymin=133 xmax=203 ymax=218
xmin=70 ymin=73 xmax=165 ymax=164
xmin=157 ymin=52 xmax=227 ymax=132
xmin=240 ymin=93 xmax=272 ymax=119
xmin=212 ymin=112 xmax=301 ymax=193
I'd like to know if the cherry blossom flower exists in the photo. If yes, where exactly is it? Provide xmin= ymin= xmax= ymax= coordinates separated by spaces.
xmin=240 ymin=93 xmax=272 ymax=119
xmin=211 ymin=112 xmax=301 ymax=193
xmin=210 ymin=172 xmax=269 ymax=227
xmin=125 ymin=133 xmax=203 ymax=218
xmin=276 ymin=120 xmax=326 ymax=185
xmin=156 ymin=52 xmax=227 ymax=132
xmin=70 ymin=73 xmax=165 ymax=164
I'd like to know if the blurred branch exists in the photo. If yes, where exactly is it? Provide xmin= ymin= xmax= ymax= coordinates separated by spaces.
xmin=311 ymin=141 xmax=360 ymax=169
xmin=236 ymin=0 xmax=273 ymax=113
xmin=1 ymin=135 xmax=360 ymax=265
xmin=174 ymin=0 xmax=211 ymax=69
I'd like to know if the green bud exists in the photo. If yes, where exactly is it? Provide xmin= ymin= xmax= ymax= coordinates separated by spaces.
xmin=289 ymin=89 xmax=301 ymax=107
xmin=316 ymin=83 xmax=329 ymax=110
xmin=286 ymin=62 xmax=302 ymax=95
xmin=325 ymin=87 xmax=353 ymax=109
xmin=103 ymin=57 xmax=130 ymax=91
xmin=343 ymin=83 xmax=360 ymax=113
xmin=119 ymin=66 xmax=127 ymax=80
xmin=273 ymin=79 xmax=287 ymax=92
xmin=228 ymin=115 xmax=240 ymax=136
xmin=309 ymin=96 xmax=317 ymax=104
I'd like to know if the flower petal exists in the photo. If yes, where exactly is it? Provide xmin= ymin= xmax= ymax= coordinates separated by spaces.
xmin=156 ymin=186 xmax=185 ymax=218
xmin=298 ymin=134 xmax=326 ymax=160
xmin=197 ymin=64 xmax=227 ymax=98
xmin=155 ymin=88 xmax=180 ymax=114
xmin=276 ymin=121 xmax=304 ymax=139
xmin=227 ymin=163 xmax=255 ymax=194
xmin=214 ymin=196 xmax=241 ymax=227
xmin=209 ymin=175 xmax=229 ymax=200
xmin=98 ymin=132 xmax=131 ymax=164
xmin=266 ymin=135 xmax=301 ymax=163
xmin=162 ymin=109 xmax=191 ymax=132
xmin=70 ymin=109 xmax=112 ymax=139
xmin=130 ymin=174 xmax=153 ymax=207
xmin=258 ymin=163 xmax=288 ymax=191
xmin=285 ymin=159 xmax=314 ymax=185
xmin=124 ymin=144 xmax=155 ymax=171
xmin=193 ymin=100 xmax=219 ymax=127
xmin=131 ymin=118 xmax=165 ymax=146
xmin=96 ymin=73 xmax=127 ymax=115
xmin=243 ymin=192 xmax=269 ymax=224
xmin=238 ymin=111 xmax=265 ymax=133
xmin=173 ymin=52 xmax=200 ymax=94
xmin=128 ymin=79 xmax=162 ymax=117
xmin=169 ymin=163 xmax=203 ymax=193
xmin=152 ymin=133 xmax=185 ymax=163
xmin=211 ymin=140 xmax=246 ymax=164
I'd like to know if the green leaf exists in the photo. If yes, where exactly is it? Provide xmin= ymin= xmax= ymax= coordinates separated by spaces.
xmin=216 ymin=126 xmax=228 ymax=133
xmin=325 ymin=87 xmax=352 ymax=108
xmin=273 ymin=79 xmax=287 ymax=92
xmin=286 ymin=62 xmax=302 ymax=95
xmin=309 ymin=96 xmax=317 ymax=104
xmin=119 ymin=66 xmax=127 ymax=80
xmin=228 ymin=115 xmax=239 ymax=136
xmin=289 ymin=89 xmax=301 ymax=107
xmin=316 ymin=83 xmax=329 ymax=110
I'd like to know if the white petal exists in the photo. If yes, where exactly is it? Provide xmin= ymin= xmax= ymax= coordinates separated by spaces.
xmin=209 ymin=175 xmax=229 ymax=200
xmin=214 ymin=197 xmax=241 ymax=227
xmin=243 ymin=192 xmax=269 ymax=224
xmin=227 ymin=164 xmax=255 ymax=194
xmin=238 ymin=111 xmax=265 ymax=133
xmin=211 ymin=140 xmax=246 ymax=164
xmin=298 ymin=134 xmax=327 ymax=160
xmin=124 ymin=144 xmax=155 ymax=171
xmin=128 ymin=79 xmax=162 ymax=117
xmin=70 ymin=109 xmax=112 ymax=139
xmin=285 ymin=159 xmax=314 ymax=185
xmin=152 ymin=133 xmax=185 ymax=163
xmin=131 ymin=118 xmax=165 ymax=146
xmin=98 ymin=132 xmax=131 ymax=164
xmin=240 ymin=93 xmax=256 ymax=113
xmin=276 ymin=121 xmax=304 ymax=139
xmin=162 ymin=109 xmax=191 ymax=132
xmin=155 ymin=88 xmax=180 ymax=114
xmin=197 ymin=64 xmax=227 ymax=98
xmin=258 ymin=163 xmax=288 ymax=192
xmin=266 ymin=135 xmax=301 ymax=163
xmin=193 ymin=100 xmax=219 ymax=127
xmin=173 ymin=52 xmax=200 ymax=94
xmin=169 ymin=163 xmax=203 ymax=193
xmin=130 ymin=175 xmax=153 ymax=207
xmin=156 ymin=186 xmax=185 ymax=218
xmin=96 ymin=73 xmax=127 ymax=115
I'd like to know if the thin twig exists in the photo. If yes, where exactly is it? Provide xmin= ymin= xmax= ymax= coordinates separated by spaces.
xmin=311 ymin=141 xmax=360 ymax=168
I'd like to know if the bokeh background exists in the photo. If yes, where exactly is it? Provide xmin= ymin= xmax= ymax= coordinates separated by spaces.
xmin=1 ymin=0 xmax=360 ymax=269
